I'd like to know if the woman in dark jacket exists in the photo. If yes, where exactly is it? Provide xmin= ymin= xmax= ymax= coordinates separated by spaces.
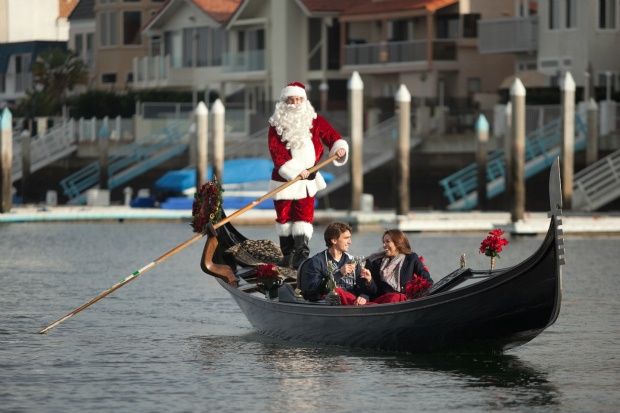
xmin=360 ymin=229 xmax=432 ymax=302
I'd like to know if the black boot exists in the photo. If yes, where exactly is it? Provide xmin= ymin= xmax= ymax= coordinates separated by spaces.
xmin=291 ymin=235 xmax=310 ymax=269
xmin=278 ymin=236 xmax=294 ymax=267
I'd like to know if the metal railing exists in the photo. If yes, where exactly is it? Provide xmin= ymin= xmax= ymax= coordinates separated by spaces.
xmin=11 ymin=120 xmax=77 ymax=182
xmin=439 ymin=115 xmax=588 ymax=210
xmin=319 ymin=113 xmax=421 ymax=197
xmin=60 ymin=122 xmax=190 ymax=203
xmin=222 ymin=50 xmax=265 ymax=72
xmin=478 ymin=16 xmax=538 ymax=54
xmin=344 ymin=39 xmax=456 ymax=66
xmin=573 ymin=149 xmax=620 ymax=211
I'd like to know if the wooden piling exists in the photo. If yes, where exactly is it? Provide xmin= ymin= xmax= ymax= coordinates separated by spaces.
xmin=98 ymin=117 xmax=110 ymax=190
xmin=561 ymin=72 xmax=576 ymax=210
xmin=20 ymin=130 xmax=31 ymax=203
xmin=510 ymin=79 xmax=526 ymax=222
xmin=348 ymin=71 xmax=364 ymax=211
xmin=476 ymin=114 xmax=489 ymax=211
xmin=195 ymin=102 xmax=209 ymax=187
xmin=0 ymin=108 xmax=12 ymax=212
xmin=212 ymin=99 xmax=225 ymax=182
xmin=586 ymin=98 xmax=599 ymax=166
xmin=504 ymin=102 xmax=513 ymax=210
xmin=395 ymin=84 xmax=411 ymax=216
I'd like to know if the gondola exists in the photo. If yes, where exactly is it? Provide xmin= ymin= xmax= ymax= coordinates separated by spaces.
xmin=200 ymin=159 xmax=565 ymax=353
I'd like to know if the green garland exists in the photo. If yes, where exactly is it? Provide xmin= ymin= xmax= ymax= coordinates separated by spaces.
xmin=191 ymin=180 xmax=224 ymax=234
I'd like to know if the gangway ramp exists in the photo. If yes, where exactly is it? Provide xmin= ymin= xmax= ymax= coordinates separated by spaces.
xmin=573 ymin=149 xmax=620 ymax=211
xmin=61 ymin=123 xmax=189 ymax=204
xmin=439 ymin=116 xmax=587 ymax=210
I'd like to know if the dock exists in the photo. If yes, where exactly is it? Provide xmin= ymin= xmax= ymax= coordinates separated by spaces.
xmin=1 ymin=205 xmax=619 ymax=235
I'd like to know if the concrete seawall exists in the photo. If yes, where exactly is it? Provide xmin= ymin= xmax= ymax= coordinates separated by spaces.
xmin=2 ymin=205 xmax=620 ymax=235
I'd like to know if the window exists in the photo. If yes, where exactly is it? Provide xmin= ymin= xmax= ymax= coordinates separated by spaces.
xmin=150 ymin=35 xmax=162 ymax=56
xmin=388 ymin=19 xmax=409 ymax=41
xmin=74 ymin=34 xmax=83 ymax=57
xmin=462 ymin=13 xmax=480 ymax=38
xmin=548 ymin=0 xmax=560 ymax=29
xmin=517 ymin=0 xmax=538 ymax=17
xmin=123 ymin=11 xmax=141 ymax=45
xmin=467 ymin=77 xmax=481 ymax=94
xmin=597 ymin=72 xmax=616 ymax=90
xmin=102 ymin=73 xmax=117 ymax=83
xmin=86 ymin=33 xmax=94 ymax=65
xmin=436 ymin=14 xmax=459 ymax=38
xmin=308 ymin=18 xmax=321 ymax=70
xmin=599 ymin=0 xmax=618 ymax=29
xmin=211 ymin=28 xmax=226 ymax=66
xmin=100 ymin=11 xmax=118 ymax=46
xmin=566 ymin=0 xmax=577 ymax=28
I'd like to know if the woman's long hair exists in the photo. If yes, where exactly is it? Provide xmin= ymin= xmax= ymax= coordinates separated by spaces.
xmin=383 ymin=229 xmax=412 ymax=255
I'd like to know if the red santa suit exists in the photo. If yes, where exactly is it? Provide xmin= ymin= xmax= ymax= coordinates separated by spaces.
xmin=268 ymin=81 xmax=348 ymax=268
xmin=268 ymin=115 xmax=349 ymax=240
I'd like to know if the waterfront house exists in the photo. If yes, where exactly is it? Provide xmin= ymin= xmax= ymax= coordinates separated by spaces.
xmin=0 ymin=0 xmax=78 ymax=103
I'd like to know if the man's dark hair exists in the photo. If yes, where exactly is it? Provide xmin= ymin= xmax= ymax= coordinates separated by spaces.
xmin=324 ymin=222 xmax=352 ymax=247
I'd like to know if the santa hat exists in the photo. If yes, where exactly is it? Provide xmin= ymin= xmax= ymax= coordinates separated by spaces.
xmin=280 ymin=81 xmax=307 ymax=101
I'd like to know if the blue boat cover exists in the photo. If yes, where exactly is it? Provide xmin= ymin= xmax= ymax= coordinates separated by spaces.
xmin=155 ymin=157 xmax=334 ymax=192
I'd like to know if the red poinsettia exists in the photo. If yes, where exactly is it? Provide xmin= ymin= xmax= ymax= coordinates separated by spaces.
xmin=255 ymin=263 xmax=279 ymax=280
xmin=255 ymin=264 xmax=281 ymax=299
xmin=191 ymin=180 xmax=223 ymax=234
xmin=404 ymin=274 xmax=432 ymax=299
xmin=479 ymin=229 xmax=509 ymax=258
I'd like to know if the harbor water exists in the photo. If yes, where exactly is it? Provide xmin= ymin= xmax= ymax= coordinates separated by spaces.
xmin=1 ymin=222 xmax=619 ymax=412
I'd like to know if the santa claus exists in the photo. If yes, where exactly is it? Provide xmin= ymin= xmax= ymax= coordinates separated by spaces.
xmin=268 ymin=81 xmax=349 ymax=269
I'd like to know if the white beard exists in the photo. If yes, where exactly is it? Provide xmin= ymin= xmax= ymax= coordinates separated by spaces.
xmin=269 ymin=100 xmax=317 ymax=150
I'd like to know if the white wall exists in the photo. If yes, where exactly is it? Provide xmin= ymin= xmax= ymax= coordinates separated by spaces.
xmin=1 ymin=0 xmax=69 ymax=42
xmin=538 ymin=0 xmax=620 ymax=87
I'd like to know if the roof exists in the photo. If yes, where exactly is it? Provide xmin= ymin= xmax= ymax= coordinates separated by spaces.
xmin=340 ymin=0 xmax=457 ymax=17
xmin=145 ymin=0 xmax=241 ymax=31
xmin=59 ymin=0 xmax=80 ymax=18
xmin=296 ymin=0 xmax=360 ymax=14
xmin=191 ymin=0 xmax=242 ymax=24
xmin=68 ymin=0 xmax=95 ymax=21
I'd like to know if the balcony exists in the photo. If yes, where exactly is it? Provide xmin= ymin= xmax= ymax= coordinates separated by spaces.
xmin=343 ymin=40 xmax=456 ymax=67
xmin=478 ymin=16 xmax=538 ymax=54
xmin=222 ymin=50 xmax=265 ymax=73
xmin=0 ymin=72 xmax=33 ymax=100
xmin=133 ymin=55 xmax=170 ymax=88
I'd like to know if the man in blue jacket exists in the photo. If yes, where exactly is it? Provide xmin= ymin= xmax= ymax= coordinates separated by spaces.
xmin=298 ymin=222 xmax=371 ymax=304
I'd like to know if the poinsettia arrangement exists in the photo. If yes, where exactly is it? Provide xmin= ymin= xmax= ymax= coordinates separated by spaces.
xmin=191 ymin=180 xmax=223 ymax=234
xmin=255 ymin=263 xmax=282 ymax=299
xmin=479 ymin=229 xmax=509 ymax=269
xmin=255 ymin=263 xmax=280 ymax=280
xmin=404 ymin=274 xmax=432 ymax=299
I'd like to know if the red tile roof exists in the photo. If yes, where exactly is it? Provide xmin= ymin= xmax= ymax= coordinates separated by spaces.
xmin=59 ymin=0 xmax=79 ymax=18
xmin=298 ymin=0 xmax=360 ymax=13
xmin=341 ymin=0 xmax=457 ymax=16
xmin=191 ymin=0 xmax=242 ymax=24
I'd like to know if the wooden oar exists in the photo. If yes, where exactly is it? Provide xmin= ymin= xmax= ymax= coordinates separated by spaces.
xmin=38 ymin=154 xmax=339 ymax=334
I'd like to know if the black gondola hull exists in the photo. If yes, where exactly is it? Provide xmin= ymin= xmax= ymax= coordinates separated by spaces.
xmin=216 ymin=218 xmax=562 ymax=353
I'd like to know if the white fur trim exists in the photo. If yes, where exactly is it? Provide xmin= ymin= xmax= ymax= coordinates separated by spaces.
xmin=270 ymin=172 xmax=326 ymax=200
xmin=291 ymin=140 xmax=316 ymax=168
xmin=292 ymin=221 xmax=313 ymax=239
xmin=275 ymin=222 xmax=292 ymax=236
xmin=329 ymin=140 xmax=349 ymax=166
xmin=280 ymin=85 xmax=307 ymax=101
xmin=279 ymin=158 xmax=305 ymax=181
